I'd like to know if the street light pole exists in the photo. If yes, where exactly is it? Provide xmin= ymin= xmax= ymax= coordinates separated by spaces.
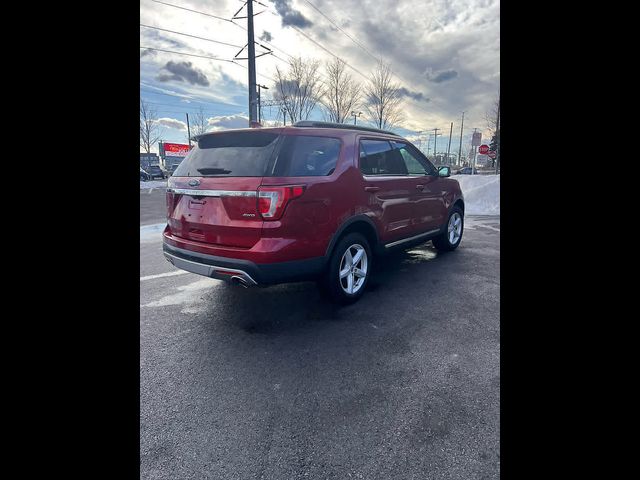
xmin=185 ymin=113 xmax=191 ymax=147
xmin=458 ymin=111 xmax=465 ymax=167
xmin=446 ymin=122 xmax=453 ymax=165
xmin=351 ymin=111 xmax=362 ymax=125
xmin=257 ymin=84 xmax=269 ymax=125
xmin=471 ymin=128 xmax=478 ymax=175
xmin=495 ymin=95 xmax=500 ymax=174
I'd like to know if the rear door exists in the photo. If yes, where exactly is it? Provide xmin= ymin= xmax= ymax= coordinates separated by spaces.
xmin=166 ymin=130 xmax=280 ymax=249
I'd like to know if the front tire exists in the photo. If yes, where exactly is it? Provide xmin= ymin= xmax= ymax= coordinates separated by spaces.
xmin=321 ymin=232 xmax=372 ymax=304
xmin=432 ymin=206 xmax=464 ymax=251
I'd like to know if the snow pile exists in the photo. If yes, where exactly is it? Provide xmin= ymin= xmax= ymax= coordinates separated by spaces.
xmin=141 ymin=277 xmax=221 ymax=314
xmin=140 ymin=222 xmax=166 ymax=243
xmin=140 ymin=180 xmax=167 ymax=190
xmin=455 ymin=174 xmax=500 ymax=215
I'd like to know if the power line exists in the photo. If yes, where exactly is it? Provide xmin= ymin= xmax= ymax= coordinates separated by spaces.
xmin=229 ymin=19 xmax=294 ymax=61
xmin=140 ymin=24 xmax=243 ymax=49
xmin=140 ymin=46 xmax=234 ymax=62
xmin=141 ymin=96 xmax=236 ymax=108
xmin=229 ymin=61 xmax=276 ymax=84
xmin=288 ymin=24 xmax=369 ymax=80
xmin=301 ymin=0 xmax=379 ymax=63
xmin=140 ymin=87 xmax=243 ymax=108
xmin=140 ymin=87 xmax=198 ymax=100
xmin=140 ymin=101 xmax=240 ymax=114
xmin=270 ymin=4 xmax=434 ymax=121
xmin=149 ymin=0 xmax=292 ymax=61
xmin=151 ymin=0 xmax=232 ymax=22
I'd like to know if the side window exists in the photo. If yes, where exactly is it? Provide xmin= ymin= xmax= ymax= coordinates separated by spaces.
xmin=273 ymin=135 xmax=341 ymax=176
xmin=360 ymin=139 xmax=408 ymax=175
xmin=391 ymin=141 xmax=436 ymax=175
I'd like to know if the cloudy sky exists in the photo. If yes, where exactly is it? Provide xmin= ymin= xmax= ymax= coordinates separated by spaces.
xmin=140 ymin=0 xmax=499 ymax=157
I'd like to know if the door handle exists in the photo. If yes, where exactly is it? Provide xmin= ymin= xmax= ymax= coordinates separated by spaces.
xmin=415 ymin=184 xmax=425 ymax=190
xmin=364 ymin=186 xmax=380 ymax=192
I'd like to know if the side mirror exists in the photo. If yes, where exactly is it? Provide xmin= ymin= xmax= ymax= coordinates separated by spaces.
xmin=438 ymin=166 xmax=450 ymax=177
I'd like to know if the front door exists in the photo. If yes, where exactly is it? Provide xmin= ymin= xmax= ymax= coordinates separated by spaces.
xmin=358 ymin=138 xmax=416 ymax=244
xmin=390 ymin=140 xmax=448 ymax=233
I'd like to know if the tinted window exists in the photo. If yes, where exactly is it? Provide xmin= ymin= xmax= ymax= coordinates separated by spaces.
xmin=359 ymin=139 xmax=408 ymax=175
xmin=172 ymin=131 xmax=279 ymax=177
xmin=272 ymin=135 xmax=341 ymax=176
xmin=390 ymin=141 xmax=436 ymax=175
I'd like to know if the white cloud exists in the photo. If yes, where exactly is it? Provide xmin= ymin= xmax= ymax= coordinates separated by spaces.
xmin=206 ymin=114 xmax=250 ymax=131
xmin=156 ymin=117 xmax=187 ymax=131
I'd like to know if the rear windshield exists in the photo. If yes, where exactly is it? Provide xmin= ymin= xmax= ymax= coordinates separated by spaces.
xmin=172 ymin=131 xmax=280 ymax=177
xmin=172 ymin=131 xmax=342 ymax=177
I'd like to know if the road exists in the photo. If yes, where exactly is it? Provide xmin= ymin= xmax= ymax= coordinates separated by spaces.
xmin=140 ymin=188 xmax=500 ymax=479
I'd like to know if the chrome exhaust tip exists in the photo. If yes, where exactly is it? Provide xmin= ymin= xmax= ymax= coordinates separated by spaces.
xmin=230 ymin=276 xmax=250 ymax=288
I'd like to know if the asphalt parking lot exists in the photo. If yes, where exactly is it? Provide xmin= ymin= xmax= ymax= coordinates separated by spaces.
xmin=140 ymin=188 xmax=500 ymax=479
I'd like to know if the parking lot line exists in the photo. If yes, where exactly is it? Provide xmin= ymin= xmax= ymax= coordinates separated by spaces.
xmin=140 ymin=270 xmax=189 ymax=282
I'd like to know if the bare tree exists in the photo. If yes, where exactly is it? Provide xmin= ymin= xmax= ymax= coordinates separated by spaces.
xmin=484 ymin=94 xmax=500 ymax=136
xmin=321 ymin=57 xmax=361 ymax=123
xmin=484 ymin=94 xmax=500 ymax=168
xmin=273 ymin=57 xmax=324 ymax=123
xmin=191 ymin=106 xmax=209 ymax=138
xmin=140 ymin=99 xmax=161 ymax=153
xmin=364 ymin=61 xmax=404 ymax=130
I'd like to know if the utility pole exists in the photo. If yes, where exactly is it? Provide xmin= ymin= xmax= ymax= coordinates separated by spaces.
xmin=432 ymin=128 xmax=442 ymax=161
xmin=247 ymin=0 xmax=258 ymax=126
xmin=458 ymin=111 xmax=465 ymax=167
xmin=185 ymin=113 xmax=191 ymax=146
xmin=495 ymin=95 xmax=500 ymax=174
xmin=257 ymin=84 xmax=269 ymax=125
xmin=352 ymin=111 xmax=362 ymax=125
xmin=472 ymin=128 xmax=478 ymax=175
xmin=446 ymin=122 xmax=453 ymax=165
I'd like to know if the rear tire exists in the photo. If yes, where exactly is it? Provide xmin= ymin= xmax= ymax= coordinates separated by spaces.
xmin=320 ymin=232 xmax=372 ymax=304
xmin=432 ymin=206 xmax=464 ymax=252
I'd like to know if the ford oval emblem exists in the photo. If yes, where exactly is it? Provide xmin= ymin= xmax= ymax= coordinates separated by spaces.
xmin=188 ymin=179 xmax=200 ymax=187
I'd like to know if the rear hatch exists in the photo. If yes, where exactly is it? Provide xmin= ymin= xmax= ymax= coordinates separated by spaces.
xmin=166 ymin=130 xmax=280 ymax=249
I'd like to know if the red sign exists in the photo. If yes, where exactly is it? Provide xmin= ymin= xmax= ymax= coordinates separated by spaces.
xmin=487 ymin=150 xmax=496 ymax=159
xmin=478 ymin=144 xmax=490 ymax=155
xmin=163 ymin=142 xmax=190 ymax=157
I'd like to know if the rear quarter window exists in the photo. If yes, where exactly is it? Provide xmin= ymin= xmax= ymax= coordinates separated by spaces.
xmin=271 ymin=135 xmax=341 ymax=177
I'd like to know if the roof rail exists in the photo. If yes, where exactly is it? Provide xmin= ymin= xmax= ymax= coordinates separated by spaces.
xmin=293 ymin=121 xmax=400 ymax=136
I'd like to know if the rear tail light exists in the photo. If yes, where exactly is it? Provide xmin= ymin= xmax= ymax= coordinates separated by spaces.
xmin=166 ymin=190 xmax=175 ymax=218
xmin=257 ymin=185 xmax=305 ymax=220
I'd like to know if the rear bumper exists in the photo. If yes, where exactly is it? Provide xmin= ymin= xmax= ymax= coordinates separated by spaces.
xmin=162 ymin=241 xmax=326 ymax=286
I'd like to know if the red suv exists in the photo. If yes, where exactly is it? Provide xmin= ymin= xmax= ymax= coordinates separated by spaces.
xmin=163 ymin=121 xmax=464 ymax=303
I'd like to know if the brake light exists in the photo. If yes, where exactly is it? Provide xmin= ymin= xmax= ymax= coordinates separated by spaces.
xmin=166 ymin=190 xmax=175 ymax=218
xmin=257 ymin=185 xmax=305 ymax=220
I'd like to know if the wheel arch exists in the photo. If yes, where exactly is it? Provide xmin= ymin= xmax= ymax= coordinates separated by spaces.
xmin=453 ymin=197 xmax=465 ymax=215
xmin=324 ymin=215 xmax=381 ymax=261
